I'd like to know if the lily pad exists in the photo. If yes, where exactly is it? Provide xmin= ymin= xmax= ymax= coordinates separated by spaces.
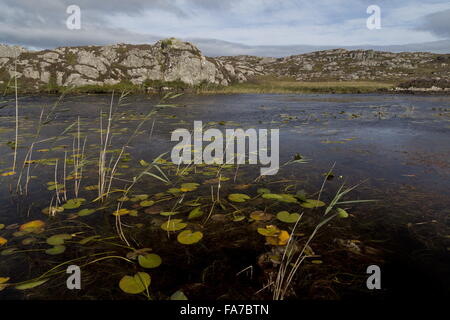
xmin=228 ymin=193 xmax=251 ymax=203
xmin=177 ymin=230 xmax=203 ymax=245
xmin=337 ymin=208 xmax=349 ymax=218
xmin=262 ymin=193 xmax=283 ymax=200
xmin=170 ymin=290 xmax=188 ymax=300
xmin=250 ymin=211 xmax=272 ymax=221
xmin=0 ymin=237 xmax=7 ymax=246
xmin=19 ymin=220 xmax=45 ymax=233
xmin=1 ymin=248 xmax=18 ymax=256
xmin=300 ymin=199 xmax=326 ymax=208
xmin=46 ymin=234 xmax=72 ymax=245
xmin=140 ymin=200 xmax=155 ymax=207
xmin=77 ymin=208 xmax=96 ymax=217
xmin=257 ymin=188 xmax=271 ymax=194
xmin=180 ymin=183 xmax=199 ymax=192
xmin=15 ymin=278 xmax=49 ymax=290
xmin=62 ymin=198 xmax=86 ymax=210
xmin=188 ymin=207 xmax=204 ymax=220
xmin=160 ymin=211 xmax=179 ymax=216
xmin=119 ymin=272 xmax=151 ymax=294
xmin=276 ymin=211 xmax=301 ymax=223
xmin=138 ymin=254 xmax=162 ymax=269
xmin=266 ymin=230 xmax=290 ymax=246
xmin=161 ymin=219 xmax=187 ymax=232
xmin=257 ymin=225 xmax=280 ymax=237
xmin=45 ymin=245 xmax=66 ymax=255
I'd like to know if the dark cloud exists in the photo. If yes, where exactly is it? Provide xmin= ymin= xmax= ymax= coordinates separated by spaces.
xmin=420 ymin=9 xmax=450 ymax=37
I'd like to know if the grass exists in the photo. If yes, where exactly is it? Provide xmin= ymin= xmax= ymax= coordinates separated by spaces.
xmin=196 ymin=78 xmax=395 ymax=94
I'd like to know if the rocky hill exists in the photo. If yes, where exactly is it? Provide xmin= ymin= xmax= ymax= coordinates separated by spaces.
xmin=0 ymin=38 xmax=449 ymax=92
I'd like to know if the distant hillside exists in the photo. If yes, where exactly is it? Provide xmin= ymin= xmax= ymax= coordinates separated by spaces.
xmin=0 ymin=38 xmax=449 ymax=93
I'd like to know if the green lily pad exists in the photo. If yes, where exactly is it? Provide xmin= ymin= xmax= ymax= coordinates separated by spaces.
xmin=277 ymin=211 xmax=301 ymax=223
xmin=170 ymin=290 xmax=188 ymax=300
xmin=45 ymin=245 xmax=66 ymax=255
xmin=180 ymin=183 xmax=199 ymax=192
xmin=138 ymin=254 xmax=162 ymax=269
xmin=77 ymin=208 xmax=96 ymax=217
xmin=0 ymin=224 xmax=4 ymax=230
xmin=15 ymin=278 xmax=49 ymax=290
xmin=177 ymin=230 xmax=203 ymax=245
xmin=62 ymin=198 xmax=86 ymax=210
xmin=261 ymin=193 xmax=283 ymax=200
xmin=279 ymin=194 xmax=298 ymax=203
xmin=300 ymin=199 xmax=326 ymax=208
xmin=1 ymin=248 xmax=18 ymax=256
xmin=228 ymin=193 xmax=251 ymax=203
xmin=47 ymin=183 xmax=64 ymax=191
xmin=140 ymin=200 xmax=155 ymax=207
xmin=188 ymin=207 xmax=204 ymax=220
xmin=161 ymin=219 xmax=187 ymax=232
xmin=119 ymin=272 xmax=151 ymax=294
xmin=22 ymin=238 xmax=37 ymax=245
xmin=257 ymin=188 xmax=271 ymax=194
xmin=337 ymin=208 xmax=349 ymax=218
xmin=232 ymin=215 xmax=246 ymax=222
xmin=130 ymin=194 xmax=148 ymax=202
xmin=160 ymin=211 xmax=179 ymax=216
xmin=257 ymin=225 xmax=280 ymax=237
xmin=46 ymin=234 xmax=72 ymax=245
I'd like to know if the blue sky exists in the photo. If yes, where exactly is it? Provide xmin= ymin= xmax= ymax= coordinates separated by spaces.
xmin=1 ymin=0 xmax=449 ymax=55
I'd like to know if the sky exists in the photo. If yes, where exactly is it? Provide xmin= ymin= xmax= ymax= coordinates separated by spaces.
xmin=0 ymin=0 xmax=449 ymax=56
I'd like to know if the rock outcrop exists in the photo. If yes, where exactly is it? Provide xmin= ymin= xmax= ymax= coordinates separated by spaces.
xmin=0 ymin=38 xmax=232 ymax=90
xmin=0 ymin=38 xmax=449 ymax=92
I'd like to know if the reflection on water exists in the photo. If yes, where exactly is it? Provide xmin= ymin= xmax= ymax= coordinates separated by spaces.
xmin=0 ymin=93 xmax=449 ymax=300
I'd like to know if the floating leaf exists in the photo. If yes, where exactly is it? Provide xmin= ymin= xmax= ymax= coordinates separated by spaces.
xmin=47 ymin=183 xmax=64 ymax=191
xmin=188 ymin=207 xmax=204 ymax=220
xmin=113 ymin=208 xmax=130 ymax=216
xmin=0 ymin=224 xmax=4 ymax=230
xmin=279 ymin=194 xmax=298 ymax=203
xmin=160 ymin=211 xmax=179 ymax=216
xmin=19 ymin=220 xmax=45 ymax=233
xmin=22 ymin=238 xmax=37 ymax=245
xmin=311 ymin=260 xmax=323 ymax=264
xmin=138 ymin=254 xmax=162 ymax=269
xmin=84 ymin=185 xmax=98 ymax=191
xmin=228 ymin=193 xmax=251 ymax=203
xmin=180 ymin=183 xmax=199 ymax=192
xmin=46 ymin=234 xmax=72 ymax=245
xmin=62 ymin=198 xmax=86 ymax=210
xmin=257 ymin=225 xmax=280 ymax=237
xmin=233 ymin=215 xmax=246 ymax=222
xmin=300 ymin=199 xmax=325 ymax=208
xmin=1 ymin=248 xmax=18 ymax=255
xmin=266 ymin=230 xmax=290 ymax=246
xmin=41 ymin=206 xmax=64 ymax=215
xmin=0 ymin=237 xmax=7 ymax=246
xmin=45 ymin=245 xmax=66 ymax=255
xmin=140 ymin=200 xmax=155 ymax=207
xmin=161 ymin=219 xmax=187 ymax=232
xmin=77 ymin=208 xmax=96 ymax=217
xmin=1 ymin=171 xmax=16 ymax=177
xmin=0 ymin=277 xmax=9 ymax=284
xmin=276 ymin=211 xmax=301 ymax=223
xmin=119 ymin=272 xmax=151 ymax=294
xmin=250 ymin=211 xmax=272 ymax=221
xmin=177 ymin=230 xmax=203 ymax=245
xmin=170 ymin=290 xmax=188 ymax=300
xmin=15 ymin=278 xmax=49 ymax=290
xmin=337 ymin=208 xmax=349 ymax=218
xmin=130 ymin=194 xmax=148 ymax=202
xmin=262 ymin=193 xmax=283 ymax=200
xmin=257 ymin=188 xmax=271 ymax=194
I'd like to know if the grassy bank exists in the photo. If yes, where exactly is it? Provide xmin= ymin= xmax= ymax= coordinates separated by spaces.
xmin=195 ymin=79 xmax=395 ymax=94
xmin=1 ymin=78 xmax=395 ymax=95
